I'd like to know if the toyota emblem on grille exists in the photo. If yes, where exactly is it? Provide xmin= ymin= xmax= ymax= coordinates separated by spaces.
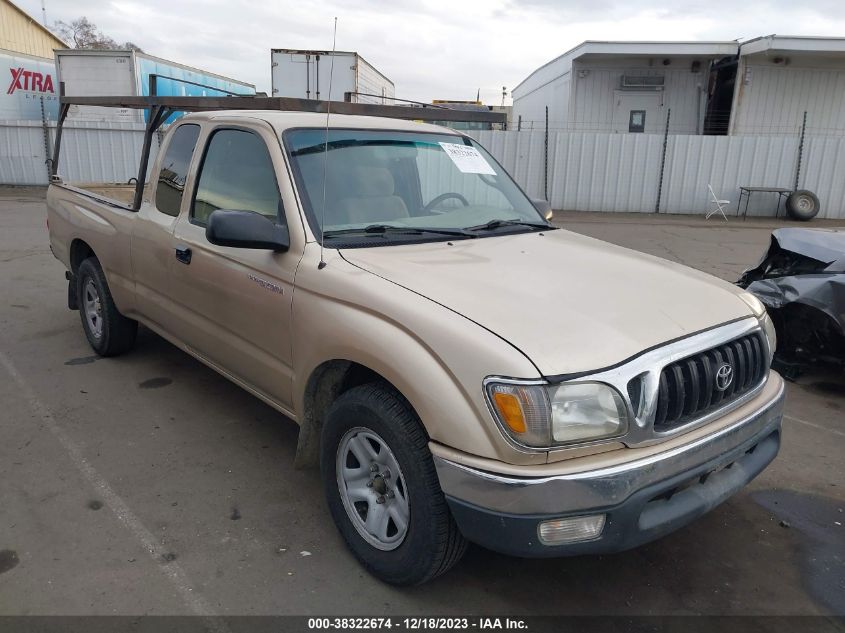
xmin=715 ymin=363 xmax=733 ymax=391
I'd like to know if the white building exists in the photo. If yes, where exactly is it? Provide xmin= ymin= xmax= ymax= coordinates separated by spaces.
xmin=513 ymin=36 xmax=845 ymax=136
xmin=512 ymin=41 xmax=738 ymax=134
xmin=730 ymin=35 xmax=845 ymax=135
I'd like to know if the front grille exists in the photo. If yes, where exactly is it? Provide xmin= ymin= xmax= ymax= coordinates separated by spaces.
xmin=653 ymin=332 xmax=768 ymax=432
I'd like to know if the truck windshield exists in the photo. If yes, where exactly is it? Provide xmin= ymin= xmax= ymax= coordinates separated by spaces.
xmin=283 ymin=129 xmax=547 ymax=244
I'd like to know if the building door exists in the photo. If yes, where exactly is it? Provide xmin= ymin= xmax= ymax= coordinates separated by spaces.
xmin=612 ymin=92 xmax=663 ymax=133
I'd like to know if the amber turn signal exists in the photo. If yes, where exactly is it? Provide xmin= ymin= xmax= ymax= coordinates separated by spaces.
xmin=492 ymin=391 xmax=527 ymax=433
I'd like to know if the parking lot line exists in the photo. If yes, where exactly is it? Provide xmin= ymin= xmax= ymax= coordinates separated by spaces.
xmin=0 ymin=348 xmax=228 ymax=627
xmin=784 ymin=414 xmax=845 ymax=438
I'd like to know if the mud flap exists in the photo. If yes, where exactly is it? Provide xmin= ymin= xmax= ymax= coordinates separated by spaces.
xmin=66 ymin=271 xmax=78 ymax=310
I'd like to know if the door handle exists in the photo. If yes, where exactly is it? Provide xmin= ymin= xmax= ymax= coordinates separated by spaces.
xmin=175 ymin=245 xmax=192 ymax=265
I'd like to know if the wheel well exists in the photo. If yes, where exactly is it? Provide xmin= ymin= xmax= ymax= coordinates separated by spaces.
xmin=771 ymin=303 xmax=845 ymax=358
xmin=295 ymin=360 xmax=399 ymax=469
xmin=69 ymin=239 xmax=95 ymax=274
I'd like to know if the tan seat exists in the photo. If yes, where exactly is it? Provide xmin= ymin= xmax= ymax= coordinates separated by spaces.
xmin=333 ymin=166 xmax=409 ymax=226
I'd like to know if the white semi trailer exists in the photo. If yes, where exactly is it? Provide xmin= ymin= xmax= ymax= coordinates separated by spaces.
xmin=55 ymin=49 xmax=255 ymax=122
xmin=0 ymin=49 xmax=59 ymax=120
xmin=270 ymin=49 xmax=395 ymax=105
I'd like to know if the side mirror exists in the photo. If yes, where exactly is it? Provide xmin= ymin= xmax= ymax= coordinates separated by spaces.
xmin=532 ymin=198 xmax=553 ymax=221
xmin=206 ymin=209 xmax=290 ymax=252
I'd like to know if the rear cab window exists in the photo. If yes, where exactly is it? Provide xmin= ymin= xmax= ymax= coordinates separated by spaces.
xmin=155 ymin=124 xmax=200 ymax=217
xmin=191 ymin=128 xmax=283 ymax=227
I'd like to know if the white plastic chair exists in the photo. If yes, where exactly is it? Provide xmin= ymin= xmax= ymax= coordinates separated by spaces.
xmin=706 ymin=184 xmax=730 ymax=221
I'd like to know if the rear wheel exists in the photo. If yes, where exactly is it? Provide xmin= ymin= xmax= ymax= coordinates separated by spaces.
xmin=320 ymin=383 xmax=467 ymax=585
xmin=76 ymin=257 xmax=137 ymax=356
xmin=786 ymin=190 xmax=820 ymax=221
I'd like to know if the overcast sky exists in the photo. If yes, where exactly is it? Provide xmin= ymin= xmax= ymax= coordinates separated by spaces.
xmin=17 ymin=0 xmax=845 ymax=104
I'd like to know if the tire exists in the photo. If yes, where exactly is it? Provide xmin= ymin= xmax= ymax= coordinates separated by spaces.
xmin=320 ymin=383 xmax=467 ymax=585
xmin=786 ymin=190 xmax=820 ymax=221
xmin=76 ymin=257 xmax=138 ymax=356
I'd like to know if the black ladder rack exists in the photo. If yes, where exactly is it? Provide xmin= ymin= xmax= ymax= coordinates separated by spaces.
xmin=50 ymin=93 xmax=506 ymax=210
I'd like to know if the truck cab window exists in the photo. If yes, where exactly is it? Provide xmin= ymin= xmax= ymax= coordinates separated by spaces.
xmin=155 ymin=124 xmax=200 ymax=217
xmin=192 ymin=129 xmax=282 ymax=226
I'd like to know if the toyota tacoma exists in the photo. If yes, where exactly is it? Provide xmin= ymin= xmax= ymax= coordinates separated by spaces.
xmin=47 ymin=107 xmax=784 ymax=585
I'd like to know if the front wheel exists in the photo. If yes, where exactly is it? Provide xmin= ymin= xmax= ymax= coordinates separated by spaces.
xmin=320 ymin=383 xmax=467 ymax=585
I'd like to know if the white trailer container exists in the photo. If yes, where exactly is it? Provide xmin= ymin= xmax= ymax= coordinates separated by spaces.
xmin=55 ymin=50 xmax=255 ymax=122
xmin=0 ymin=49 xmax=60 ymax=121
xmin=270 ymin=49 xmax=395 ymax=104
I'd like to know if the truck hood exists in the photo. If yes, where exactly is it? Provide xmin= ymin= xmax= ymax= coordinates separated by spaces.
xmin=340 ymin=229 xmax=755 ymax=376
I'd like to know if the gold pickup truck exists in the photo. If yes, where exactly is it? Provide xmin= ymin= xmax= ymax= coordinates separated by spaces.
xmin=47 ymin=108 xmax=783 ymax=586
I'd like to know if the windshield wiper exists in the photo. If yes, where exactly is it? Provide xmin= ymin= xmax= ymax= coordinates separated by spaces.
xmin=324 ymin=224 xmax=476 ymax=238
xmin=465 ymin=219 xmax=550 ymax=232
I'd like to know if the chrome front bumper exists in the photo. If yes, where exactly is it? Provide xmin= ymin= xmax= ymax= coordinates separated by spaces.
xmin=434 ymin=375 xmax=785 ymax=556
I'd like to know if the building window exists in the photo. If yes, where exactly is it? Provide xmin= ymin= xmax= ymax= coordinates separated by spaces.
xmin=629 ymin=110 xmax=646 ymax=133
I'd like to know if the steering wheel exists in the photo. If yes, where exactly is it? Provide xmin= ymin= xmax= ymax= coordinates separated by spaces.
xmin=422 ymin=192 xmax=470 ymax=213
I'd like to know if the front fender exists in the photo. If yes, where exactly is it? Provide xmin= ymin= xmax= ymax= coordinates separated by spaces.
xmin=292 ymin=246 xmax=546 ymax=465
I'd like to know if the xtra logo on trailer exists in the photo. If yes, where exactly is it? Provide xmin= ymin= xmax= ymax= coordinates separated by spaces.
xmin=7 ymin=67 xmax=55 ymax=95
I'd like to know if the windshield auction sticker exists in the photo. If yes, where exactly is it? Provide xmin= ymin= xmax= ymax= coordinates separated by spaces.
xmin=438 ymin=142 xmax=496 ymax=175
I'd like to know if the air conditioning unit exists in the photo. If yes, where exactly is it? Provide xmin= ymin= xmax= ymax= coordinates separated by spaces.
xmin=620 ymin=75 xmax=665 ymax=90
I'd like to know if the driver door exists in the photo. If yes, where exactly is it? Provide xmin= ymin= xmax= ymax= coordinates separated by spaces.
xmin=167 ymin=123 xmax=301 ymax=411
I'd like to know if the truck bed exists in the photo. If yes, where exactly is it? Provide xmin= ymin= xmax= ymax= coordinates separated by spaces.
xmin=74 ymin=183 xmax=148 ymax=206
xmin=47 ymin=182 xmax=139 ymax=319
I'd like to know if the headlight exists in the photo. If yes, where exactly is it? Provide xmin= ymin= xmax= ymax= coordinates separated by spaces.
xmin=549 ymin=382 xmax=628 ymax=443
xmin=761 ymin=312 xmax=777 ymax=363
xmin=485 ymin=380 xmax=629 ymax=448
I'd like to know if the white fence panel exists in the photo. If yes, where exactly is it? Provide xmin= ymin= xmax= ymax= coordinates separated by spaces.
xmin=0 ymin=120 xmax=156 ymax=186
xmin=552 ymin=132 xmax=664 ymax=213
xmin=470 ymin=130 xmax=547 ymax=199
xmin=662 ymin=135 xmax=799 ymax=216
xmin=59 ymin=121 xmax=155 ymax=185
xmin=799 ymin=136 xmax=845 ymax=219
xmin=0 ymin=120 xmax=50 ymax=185
xmin=3 ymin=119 xmax=844 ymax=218
xmin=468 ymin=129 xmax=845 ymax=218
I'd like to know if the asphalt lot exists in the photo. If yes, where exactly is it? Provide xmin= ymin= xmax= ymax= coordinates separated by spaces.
xmin=0 ymin=187 xmax=843 ymax=617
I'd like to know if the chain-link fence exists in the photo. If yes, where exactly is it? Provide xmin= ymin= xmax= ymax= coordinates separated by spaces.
xmin=3 ymin=110 xmax=843 ymax=219
xmin=471 ymin=109 xmax=845 ymax=219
